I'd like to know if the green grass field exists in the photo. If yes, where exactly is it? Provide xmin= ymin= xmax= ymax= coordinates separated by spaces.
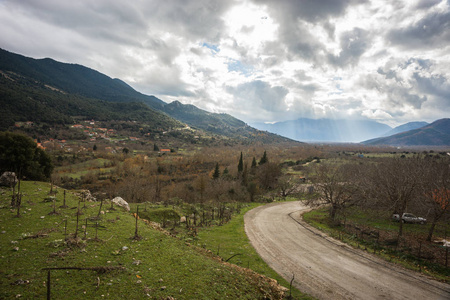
xmin=197 ymin=203 xmax=313 ymax=300
xmin=0 ymin=181 xmax=289 ymax=299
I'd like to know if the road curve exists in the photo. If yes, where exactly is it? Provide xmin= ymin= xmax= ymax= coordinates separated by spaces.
xmin=244 ymin=201 xmax=450 ymax=300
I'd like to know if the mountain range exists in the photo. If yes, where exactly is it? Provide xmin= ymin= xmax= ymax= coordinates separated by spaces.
xmin=1 ymin=48 xmax=448 ymax=146
xmin=251 ymin=118 xmax=391 ymax=143
xmin=0 ymin=48 xmax=290 ymax=144
xmin=362 ymin=119 xmax=450 ymax=147
xmin=381 ymin=122 xmax=429 ymax=137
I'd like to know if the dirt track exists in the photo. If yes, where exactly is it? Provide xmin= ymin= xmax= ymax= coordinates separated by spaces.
xmin=244 ymin=201 xmax=450 ymax=300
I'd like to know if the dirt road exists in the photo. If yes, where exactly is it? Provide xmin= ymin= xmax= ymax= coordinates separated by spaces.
xmin=244 ymin=201 xmax=450 ymax=300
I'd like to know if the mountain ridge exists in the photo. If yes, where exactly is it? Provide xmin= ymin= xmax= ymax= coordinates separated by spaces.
xmin=382 ymin=121 xmax=428 ymax=137
xmin=0 ymin=48 xmax=293 ymax=144
xmin=362 ymin=119 xmax=450 ymax=146
xmin=251 ymin=118 xmax=391 ymax=143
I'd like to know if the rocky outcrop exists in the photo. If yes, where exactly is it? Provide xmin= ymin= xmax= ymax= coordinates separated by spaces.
xmin=112 ymin=197 xmax=130 ymax=211
xmin=77 ymin=189 xmax=96 ymax=202
xmin=0 ymin=172 xmax=17 ymax=187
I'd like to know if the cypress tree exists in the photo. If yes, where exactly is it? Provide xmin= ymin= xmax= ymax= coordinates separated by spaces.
xmin=251 ymin=157 xmax=257 ymax=168
xmin=238 ymin=152 xmax=243 ymax=173
xmin=259 ymin=150 xmax=268 ymax=165
xmin=213 ymin=163 xmax=220 ymax=180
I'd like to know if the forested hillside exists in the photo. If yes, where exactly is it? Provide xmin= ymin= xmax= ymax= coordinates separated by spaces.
xmin=0 ymin=70 xmax=181 ymax=131
xmin=0 ymin=48 xmax=292 ymax=144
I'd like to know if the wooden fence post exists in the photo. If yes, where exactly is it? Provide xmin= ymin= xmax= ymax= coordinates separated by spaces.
xmin=47 ymin=270 xmax=51 ymax=300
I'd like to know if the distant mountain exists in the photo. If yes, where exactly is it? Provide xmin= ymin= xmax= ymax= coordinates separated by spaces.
xmin=363 ymin=119 xmax=450 ymax=146
xmin=382 ymin=121 xmax=428 ymax=137
xmin=251 ymin=118 xmax=391 ymax=143
xmin=0 ymin=48 xmax=292 ymax=144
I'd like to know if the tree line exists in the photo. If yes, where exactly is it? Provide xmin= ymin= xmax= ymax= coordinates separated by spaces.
xmin=305 ymin=155 xmax=450 ymax=242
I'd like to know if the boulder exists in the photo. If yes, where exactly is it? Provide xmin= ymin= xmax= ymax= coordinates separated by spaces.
xmin=112 ymin=197 xmax=130 ymax=211
xmin=0 ymin=172 xmax=18 ymax=187
xmin=78 ymin=189 xmax=96 ymax=202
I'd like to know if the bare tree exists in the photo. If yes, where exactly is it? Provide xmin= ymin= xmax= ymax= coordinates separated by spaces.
xmin=306 ymin=160 xmax=359 ymax=220
xmin=421 ymin=157 xmax=450 ymax=241
xmin=278 ymin=175 xmax=298 ymax=198
xmin=365 ymin=156 xmax=424 ymax=239
xmin=257 ymin=162 xmax=282 ymax=190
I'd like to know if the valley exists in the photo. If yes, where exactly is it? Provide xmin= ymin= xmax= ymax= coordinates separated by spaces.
xmin=1 ymin=48 xmax=449 ymax=299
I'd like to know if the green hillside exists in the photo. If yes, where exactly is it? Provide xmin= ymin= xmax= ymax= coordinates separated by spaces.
xmin=0 ymin=48 xmax=293 ymax=144
xmin=0 ymin=48 xmax=165 ymax=110
xmin=163 ymin=101 xmax=292 ymax=143
xmin=0 ymin=181 xmax=286 ymax=299
xmin=0 ymin=70 xmax=181 ymax=131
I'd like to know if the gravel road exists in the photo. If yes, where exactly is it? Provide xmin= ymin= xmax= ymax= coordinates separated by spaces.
xmin=244 ymin=201 xmax=450 ymax=300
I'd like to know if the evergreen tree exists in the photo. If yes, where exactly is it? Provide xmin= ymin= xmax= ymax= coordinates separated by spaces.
xmin=153 ymin=143 xmax=159 ymax=151
xmin=238 ymin=152 xmax=243 ymax=173
xmin=213 ymin=163 xmax=220 ymax=180
xmin=259 ymin=150 xmax=268 ymax=165
xmin=93 ymin=144 xmax=97 ymax=151
xmin=251 ymin=157 xmax=257 ymax=168
xmin=0 ymin=132 xmax=53 ymax=181
xmin=223 ymin=167 xmax=229 ymax=176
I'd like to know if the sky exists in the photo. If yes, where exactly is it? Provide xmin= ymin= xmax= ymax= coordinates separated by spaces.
xmin=0 ymin=0 xmax=449 ymax=127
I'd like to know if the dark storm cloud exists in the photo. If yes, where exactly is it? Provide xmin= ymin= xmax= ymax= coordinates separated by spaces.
xmin=16 ymin=0 xmax=147 ymax=45
xmin=252 ymin=0 xmax=362 ymax=63
xmin=377 ymin=68 xmax=399 ymax=81
xmin=151 ymin=0 xmax=234 ymax=42
xmin=328 ymin=28 xmax=371 ymax=67
xmin=1 ymin=0 xmax=234 ymax=61
xmin=413 ymin=73 xmax=450 ymax=106
xmin=388 ymin=10 xmax=450 ymax=49
xmin=253 ymin=0 xmax=355 ymax=23
xmin=415 ymin=0 xmax=442 ymax=10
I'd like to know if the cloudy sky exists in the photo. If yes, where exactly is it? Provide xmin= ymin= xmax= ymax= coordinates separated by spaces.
xmin=1 ymin=0 xmax=449 ymax=126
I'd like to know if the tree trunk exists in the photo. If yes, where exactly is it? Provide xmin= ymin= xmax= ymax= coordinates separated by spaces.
xmin=15 ymin=172 xmax=22 ymax=217
xmin=11 ymin=184 xmax=16 ymax=207
xmin=330 ymin=204 xmax=337 ymax=220
xmin=427 ymin=221 xmax=437 ymax=242
xmin=397 ymin=200 xmax=407 ymax=240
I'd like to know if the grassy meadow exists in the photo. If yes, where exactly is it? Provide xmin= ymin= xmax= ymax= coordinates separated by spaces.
xmin=0 ymin=181 xmax=289 ymax=299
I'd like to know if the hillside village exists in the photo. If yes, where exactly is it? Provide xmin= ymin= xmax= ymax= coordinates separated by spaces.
xmin=15 ymin=119 xmax=199 ymax=155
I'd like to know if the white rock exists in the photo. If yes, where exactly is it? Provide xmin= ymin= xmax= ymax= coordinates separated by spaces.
xmin=111 ymin=197 xmax=130 ymax=211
